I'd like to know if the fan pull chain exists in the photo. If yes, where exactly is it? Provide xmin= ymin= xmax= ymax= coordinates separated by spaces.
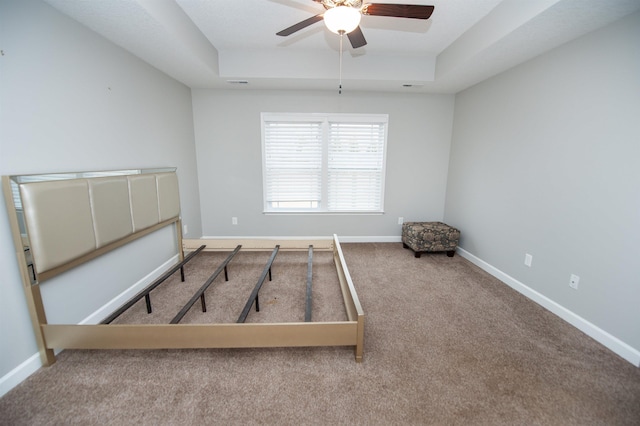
xmin=339 ymin=32 xmax=343 ymax=94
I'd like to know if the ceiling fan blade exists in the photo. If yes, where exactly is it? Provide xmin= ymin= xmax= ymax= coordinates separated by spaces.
xmin=276 ymin=14 xmax=324 ymax=36
xmin=347 ymin=26 xmax=367 ymax=48
xmin=362 ymin=3 xmax=434 ymax=20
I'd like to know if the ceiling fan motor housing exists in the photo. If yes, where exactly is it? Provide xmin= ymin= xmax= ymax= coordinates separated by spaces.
xmin=321 ymin=0 xmax=364 ymax=10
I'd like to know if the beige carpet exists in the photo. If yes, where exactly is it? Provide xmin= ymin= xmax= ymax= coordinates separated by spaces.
xmin=1 ymin=242 xmax=639 ymax=425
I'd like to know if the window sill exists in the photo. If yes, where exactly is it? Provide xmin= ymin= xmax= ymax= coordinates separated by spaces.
xmin=263 ymin=211 xmax=384 ymax=216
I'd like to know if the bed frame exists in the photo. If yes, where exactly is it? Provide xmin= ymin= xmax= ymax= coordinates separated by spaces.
xmin=2 ymin=169 xmax=364 ymax=367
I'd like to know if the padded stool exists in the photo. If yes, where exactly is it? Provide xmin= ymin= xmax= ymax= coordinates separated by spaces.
xmin=402 ymin=221 xmax=460 ymax=258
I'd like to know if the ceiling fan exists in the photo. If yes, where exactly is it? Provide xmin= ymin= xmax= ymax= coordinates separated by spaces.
xmin=276 ymin=0 xmax=435 ymax=48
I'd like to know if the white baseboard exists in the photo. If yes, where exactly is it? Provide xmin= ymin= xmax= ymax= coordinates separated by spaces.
xmin=200 ymin=235 xmax=403 ymax=243
xmin=457 ymin=247 xmax=640 ymax=367
xmin=0 ymin=254 xmax=181 ymax=397
xmin=335 ymin=236 xmax=402 ymax=243
xmin=201 ymin=235 xmax=332 ymax=241
xmin=0 ymin=353 xmax=41 ymax=398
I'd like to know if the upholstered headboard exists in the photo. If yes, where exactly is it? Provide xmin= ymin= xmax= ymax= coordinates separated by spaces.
xmin=5 ymin=169 xmax=180 ymax=282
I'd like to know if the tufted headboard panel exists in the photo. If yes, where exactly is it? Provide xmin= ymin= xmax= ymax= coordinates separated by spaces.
xmin=16 ymin=171 xmax=180 ymax=280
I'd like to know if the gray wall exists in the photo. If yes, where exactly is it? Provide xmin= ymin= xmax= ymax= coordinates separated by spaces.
xmin=191 ymin=89 xmax=455 ymax=238
xmin=444 ymin=12 xmax=640 ymax=353
xmin=0 ymin=0 xmax=201 ymax=384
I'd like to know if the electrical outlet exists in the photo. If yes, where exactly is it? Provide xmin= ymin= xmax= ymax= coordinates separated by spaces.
xmin=524 ymin=253 xmax=533 ymax=267
xmin=398 ymin=217 xmax=404 ymax=225
xmin=232 ymin=217 xmax=238 ymax=225
xmin=570 ymin=274 xmax=580 ymax=290
xmin=183 ymin=224 xmax=188 ymax=234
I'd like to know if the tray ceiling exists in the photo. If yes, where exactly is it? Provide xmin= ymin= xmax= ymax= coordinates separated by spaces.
xmin=43 ymin=0 xmax=640 ymax=93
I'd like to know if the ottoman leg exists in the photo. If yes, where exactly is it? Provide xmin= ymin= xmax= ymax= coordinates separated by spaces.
xmin=414 ymin=252 xmax=421 ymax=258
xmin=446 ymin=250 xmax=455 ymax=257
xmin=403 ymin=243 xmax=409 ymax=249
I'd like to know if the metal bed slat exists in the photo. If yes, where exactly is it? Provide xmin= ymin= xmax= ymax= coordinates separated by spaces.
xmin=237 ymin=245 xmax=280 ymax=323
xmin=170 ymin=245 xmax=242 ymax=324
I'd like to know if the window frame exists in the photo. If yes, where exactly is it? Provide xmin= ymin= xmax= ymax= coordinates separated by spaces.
xmin=261 ymin=112 xmax=388 ymax=214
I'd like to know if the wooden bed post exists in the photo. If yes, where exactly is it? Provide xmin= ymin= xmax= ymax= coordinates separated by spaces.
xmin=2 ymin=176 xmax=56 ymax=366
xmin=29 ymin=285 xmax=56 ymax=366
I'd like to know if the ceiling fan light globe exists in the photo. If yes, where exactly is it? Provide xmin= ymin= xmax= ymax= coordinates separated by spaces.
xmin=324 ymin=6 xmax=361 ymax=34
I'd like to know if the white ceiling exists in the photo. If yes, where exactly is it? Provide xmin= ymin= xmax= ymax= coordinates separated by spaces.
xmin=44 ymin=0 xmax=640 ymax=93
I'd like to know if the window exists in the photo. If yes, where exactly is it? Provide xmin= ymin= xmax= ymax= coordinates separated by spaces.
xmin=262 ymin=113 xmax=388 ymax=213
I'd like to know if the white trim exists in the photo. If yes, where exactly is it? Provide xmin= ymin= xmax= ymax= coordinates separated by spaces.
xmin=200 ymin=235 xmax=402 ymax=243
xmin=0 ymin=254 xmax=181 ymax=397
xmin=201 ymin=235 xmax=333 ymax=241
xmin=0 ymin=353 xmax=41 ymax=398
xmin=263 ymin=212 xmax=385 ymax=216
xmin=457 ymin=247 xmax=640 ymax=367
xmin=338 ymin=236 xmax=402 ymax=243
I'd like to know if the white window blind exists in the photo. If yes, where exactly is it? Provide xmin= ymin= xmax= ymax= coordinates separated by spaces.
xmin=328 ymin=121 xmax=386 ymax=212
xmin=262 ymin=113 xmax=388 ymax=213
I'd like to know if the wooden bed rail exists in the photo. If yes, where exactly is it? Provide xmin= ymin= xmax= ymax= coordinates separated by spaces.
xmin=42 ymin=322 xmax=360 ymax=350
xmin=332 ymin=235 xmax=365 ymax=362
xmin=182 ymin=238 xmax=333 ymax=252
xmin=305 ymin=245 xmax=313 ymax=322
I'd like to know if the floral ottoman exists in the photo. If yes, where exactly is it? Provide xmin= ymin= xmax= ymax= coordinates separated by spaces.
xmin=402 ymin=222 xmax=460 ymax=258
